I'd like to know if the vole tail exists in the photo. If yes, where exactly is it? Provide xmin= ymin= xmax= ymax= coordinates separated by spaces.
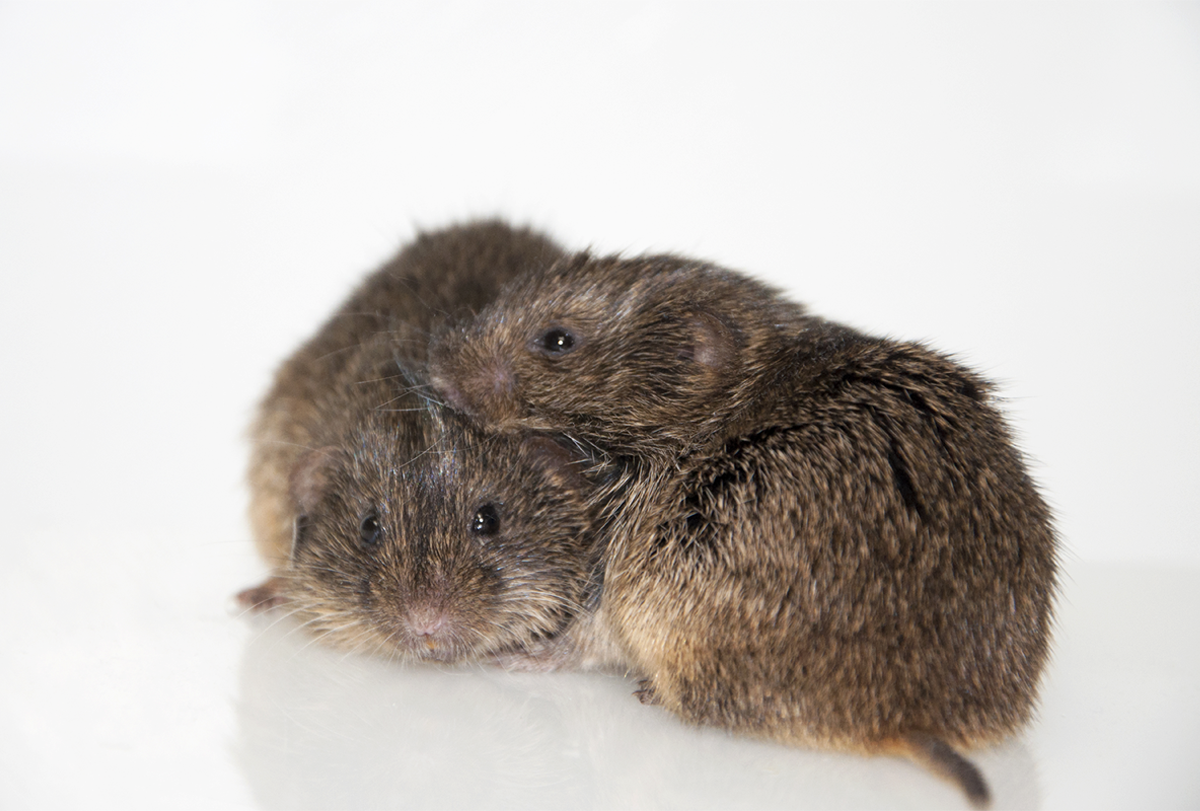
xmin=889 ymin=733 xmax=991 ymax=808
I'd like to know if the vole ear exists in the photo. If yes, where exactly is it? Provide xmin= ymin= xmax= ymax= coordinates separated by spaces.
xmin=521 ymin=434 xmax=600 ymax=492
xmin=289 ymin=446 xmax=345 ymax=512
xmin=679 ymin=309 xmax=740 ymax=373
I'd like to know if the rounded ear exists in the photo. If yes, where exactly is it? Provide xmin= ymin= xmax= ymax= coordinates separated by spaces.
xmin=288 ymin=446 xmax=345 ymax=512
xmin=520 ymin=434 xmax=600 ymax=492
xmin=679 ymin=310 xmax=740 ymax=373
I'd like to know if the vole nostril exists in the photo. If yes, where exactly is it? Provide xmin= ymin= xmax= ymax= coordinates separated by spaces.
xmin=430 ymin=373 xmax=473 ymax=414
xmin=435 ymin=358 xmax=519 ymax=420
xmin=405 ymin=605 xmax=449 ymax=637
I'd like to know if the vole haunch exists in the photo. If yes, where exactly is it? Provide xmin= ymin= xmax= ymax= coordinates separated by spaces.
xmin=428 ymin=252 xmax=1059 ymax=806
xmin=248 ymin=220 xmax=564 ymax=570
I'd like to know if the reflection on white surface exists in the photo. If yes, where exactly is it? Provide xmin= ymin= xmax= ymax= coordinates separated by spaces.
xmin=5 ymin=550 xmax=1198 ymax=809
xmin=229 ymin=560 xmax=1200 ymax=809
xmin=233 ymin=612 xmax=1039 ymax=810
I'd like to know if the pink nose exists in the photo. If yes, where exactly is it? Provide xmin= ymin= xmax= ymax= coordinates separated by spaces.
xmin=430 ymin=374 xmax=472 ymax=414
xmin=405 ymin=606 xmax=449 ymax=638
xmin=431 ymin=360 xmax=517 ymax=420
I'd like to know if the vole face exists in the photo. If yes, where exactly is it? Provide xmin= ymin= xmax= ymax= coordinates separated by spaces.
xmin=283 ymin=406 xmax=597 ymax=664
xmin=429 ymin=254 xmax=739 ymax=452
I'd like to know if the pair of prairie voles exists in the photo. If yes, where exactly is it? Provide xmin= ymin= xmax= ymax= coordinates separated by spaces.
xmin=243 ymin=221 xmax=1057 ymax=807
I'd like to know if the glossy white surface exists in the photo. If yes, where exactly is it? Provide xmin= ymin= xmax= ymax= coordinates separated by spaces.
xmin=2 ymin=3 xmax=1198 ymax=808
xmin=4 ymin=545 xmax=1197 ymax=809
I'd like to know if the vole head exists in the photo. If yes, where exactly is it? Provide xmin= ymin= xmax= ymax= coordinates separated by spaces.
xmin=429 ymin=253 xmax=780 ymax=456
xmin=281 ymin=391 xmax=599 ymax=664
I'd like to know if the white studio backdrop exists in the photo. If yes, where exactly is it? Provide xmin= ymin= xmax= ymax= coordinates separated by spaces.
xmin=1 ymin=3 xmax=1198 ymax=809
xmin=2 ymin=2 xmax=1196 ymax=567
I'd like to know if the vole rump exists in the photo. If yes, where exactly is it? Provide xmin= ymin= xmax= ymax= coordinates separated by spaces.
xmin=428 ymin=252 xmax=1058 ymax=806
xmin=248 ymin=221 xmax=564 ymax=570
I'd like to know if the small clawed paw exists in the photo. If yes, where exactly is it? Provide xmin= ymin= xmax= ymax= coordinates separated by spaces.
xmin=236 ymin=577 xmax=288 ymax=611
xmin=634 ymin=679 xmax=661 ymax=705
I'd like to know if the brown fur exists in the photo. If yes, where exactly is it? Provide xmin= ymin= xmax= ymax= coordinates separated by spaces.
xmin=262 ymin=339 xmax=608 ymax=664
xmin=248 ymin=220 xmax=565 ymax=569
xmin=241 ymin=221 xmax=631 ymax=666
xmin=428 ymin=252 xmax=1058 ymax=805
xmin=429 ymin=252 xmax=813 ymax=459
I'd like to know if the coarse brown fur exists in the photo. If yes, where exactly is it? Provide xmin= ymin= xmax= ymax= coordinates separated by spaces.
xmin=428 ymin=252 xmax=1059 ymax=806
xmin=241 ymin=221 xmax=631 ymax=666
xmin=429 ymin=252 xmax=813 ymax=460
xmin=248 ymin=220 xmax=565 ymax=569
xmin=257 ymin=339 xmax=610 ymax=664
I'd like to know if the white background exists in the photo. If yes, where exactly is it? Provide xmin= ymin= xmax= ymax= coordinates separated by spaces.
xmin=1 ymin=2 xmax=1197 ymax=809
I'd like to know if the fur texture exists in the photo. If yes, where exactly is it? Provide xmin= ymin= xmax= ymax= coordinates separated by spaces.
xmin=248 ymin=220 xmax=565 ymax=569
xmin=243 ymin=222 xmax=623 ymax=666
xmin=428 ymin=251 xmax=1059 ymax=806
xmin=272 ymin=343 xmax=606 ymax=664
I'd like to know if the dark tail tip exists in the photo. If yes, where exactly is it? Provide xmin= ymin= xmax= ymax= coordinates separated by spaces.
xmin=902 ymin=733 xmax=992 ymax=809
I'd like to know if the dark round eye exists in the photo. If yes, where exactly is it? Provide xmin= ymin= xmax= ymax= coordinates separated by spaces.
xmin=536 ymin=327 xmax=576 ymax=355
xmin=358 ymin=513 xmax=382 ymax=546
xmin=471 ymin=504 xmax=500 ymax=536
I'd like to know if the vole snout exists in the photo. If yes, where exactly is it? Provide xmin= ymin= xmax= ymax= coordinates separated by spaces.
xmin=429 ymin=373 xmax=471 ymax=415
xmin=404 ymin=603 xmax=450 ymax=638
xmin=375 ymin=571 xmax=483 ymax=658
xmin=430 ymin=350 xmax=523 ymax=428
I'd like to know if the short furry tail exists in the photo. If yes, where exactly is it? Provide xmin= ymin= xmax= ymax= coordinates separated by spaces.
xmin=897 ymin=733 xmax=991 ymax=808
